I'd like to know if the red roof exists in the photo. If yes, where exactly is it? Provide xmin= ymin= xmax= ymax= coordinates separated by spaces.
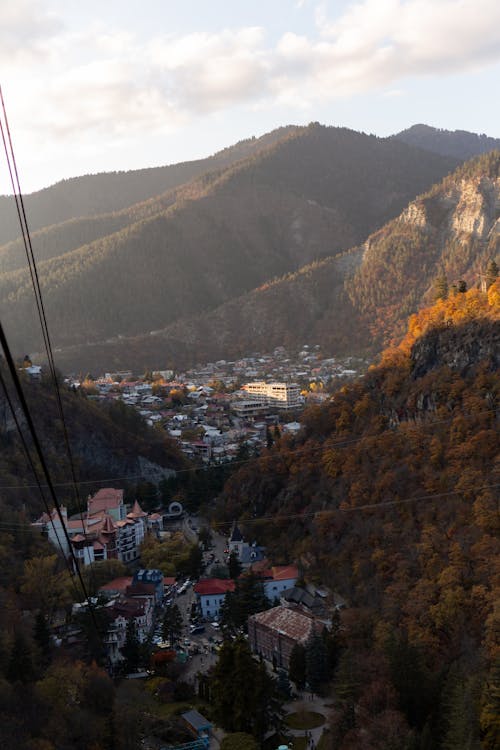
xmin=194 ymin=578 xmax=236 ymax=596
xmin=270 ymin=565 xmax=299 ymax=581
xmin=98 ymin=577 xmax=133 ymax=593
xmin=88 ymin=488 xmax=123 ymax=515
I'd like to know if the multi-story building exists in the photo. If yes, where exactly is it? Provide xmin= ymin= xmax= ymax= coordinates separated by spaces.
xmin=248 ymin=604 xmax=324 ymax=670
xmin=242 ymin=381 xmax=301 ymax=410
xmin=33 ymin=490 xmax=150 ymax=567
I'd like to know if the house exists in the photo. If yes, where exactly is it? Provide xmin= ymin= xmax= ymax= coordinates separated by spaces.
xmin=133 ymin=569 xmax=164 ymax=602
xmin=248 ymin=604 xmax=324 ymax=670
xmin=193 ymin=578 xmax=235 ymax=620
xmin=258 ymin=565 xmax=299 ymax=603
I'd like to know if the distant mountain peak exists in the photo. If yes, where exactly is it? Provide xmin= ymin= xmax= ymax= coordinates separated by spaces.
xmin=393 ymin=124 xmax=500 ymax=160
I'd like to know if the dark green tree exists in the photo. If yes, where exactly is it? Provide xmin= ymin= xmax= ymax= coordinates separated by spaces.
xmin=288 ymin=642 xmax=306 ymax=689
xmin=162 ymin=603 xmax=183 ymax=643
xmin=305 ymin=629 xmax=329 ymax=693
xmin=220 ymin=572 xmax=269 ymax=634
xmin=434 ymin=273 xmax=449 ymax=301
xmin=486 ymin=259 xmax=499 ymax=289
xmin=457 ymin=279 xmax=467 ymax=293
xmin=198 ymin=526 xmax=212 ymax=550
xmin=122 ymin=619 xmax=141 ymax=672
xmin=33 ymin=611 xmax=51 ymax=669
xmin=7 ymin=630 xmax=37 ymax=683
xmin=228 ymin=550 xmax=243 ymax=580
xmin=276 ymin=668 xmax=292 ymax=699
xmin=211 ymin=637 xmax=282 ymax=741
xmin=441 ymin=667 xmax=481 ymax=750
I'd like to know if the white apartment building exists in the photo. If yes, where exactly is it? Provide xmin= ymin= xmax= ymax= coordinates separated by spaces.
xmin=242 ymin=381 xmax=301 ymax=410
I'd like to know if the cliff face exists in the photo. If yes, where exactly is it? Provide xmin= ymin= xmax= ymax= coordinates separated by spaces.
xmin=347 ymin=152 xmax=500 ymax=349
xmin=410 ymin=318 xmax=499 ymax=379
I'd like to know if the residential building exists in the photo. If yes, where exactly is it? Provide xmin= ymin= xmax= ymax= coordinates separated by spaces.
xmin=193 ymin=578 xmax=235 ymax=620
xmin=33 ymin=490 xmax=151 ymax=566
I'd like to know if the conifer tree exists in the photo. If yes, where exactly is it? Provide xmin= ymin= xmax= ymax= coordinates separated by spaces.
xmin=289 ymin=642 xmax=306 ymax=689
xmin=305 ymin=629 xmax=328 ymax=693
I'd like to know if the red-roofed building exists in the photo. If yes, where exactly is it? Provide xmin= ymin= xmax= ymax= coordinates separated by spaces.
xmin=260 ymin=565 xmax=299 ymax=602
xmin=34 ymin=492 xmax=151 ymax=567
xmin=194 ymin=578 xmax=235 ymax=620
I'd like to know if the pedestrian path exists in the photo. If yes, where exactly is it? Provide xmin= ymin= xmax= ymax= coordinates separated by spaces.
xmin=282 ymin=691 xmax=330 ymax=749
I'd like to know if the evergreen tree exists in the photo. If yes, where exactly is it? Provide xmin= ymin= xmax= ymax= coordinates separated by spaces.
xmin=305 ymin=629 xmax=329 ymax=693
xmin=7 ymin=630 xmax=37 ymax=683
xmin=276 ymin=668 xmax=292 ymax=699
xmin=485 ymin=258 xmax=499 ymax=289
xmin=434 ymin=273 xmax=449 ymax=301
xmin=211 ymin=637 xmax=282 ymax=741
xmin=457 ymin=279 xmax=467 ymax=293
xmin=480 ymin=659 xmax=500 ymax=750
xmin=289 ymin=643 xmax=306 ymax=689
xmin=441 ymin=668 xmax=481 ymax=750
xmin=162 ymin=603 xmax=183 ymax=644
xmin=220 ymin=572 xmax=269 ymax=634
xmin=228 ymin=550 xmax=243 ymax=580
xmin=122 ymin=620 xmax=141 ymax=672
xmin=33 ymin=611 xmax=51 ymax=669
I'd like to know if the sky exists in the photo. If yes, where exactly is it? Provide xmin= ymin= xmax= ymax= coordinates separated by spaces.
xmin=1 ymin=0 xmax=500 ymax=193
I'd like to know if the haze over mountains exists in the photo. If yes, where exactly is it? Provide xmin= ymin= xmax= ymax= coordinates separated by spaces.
xmin=1 ymin=123 xmax=498 ymax=373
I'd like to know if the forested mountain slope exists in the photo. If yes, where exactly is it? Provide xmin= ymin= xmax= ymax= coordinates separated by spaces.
xmin=0 ymin=371 xmax=183 ymax=516
xmin=1 ymin=124 xmax=458 ymax=365
xmin=52 ymin=151 xmax=500 ymax=373
xmin=0 ymin=125 xmax=299 ymax=246
xmin=218 ymin=283 xmax=500 ymax=749
xmin=394 ymin=123 xmax=500 ymax=160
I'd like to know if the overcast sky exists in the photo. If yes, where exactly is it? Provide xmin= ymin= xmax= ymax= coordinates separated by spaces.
xmin=2 ymin=0 xmax=500 ymax=193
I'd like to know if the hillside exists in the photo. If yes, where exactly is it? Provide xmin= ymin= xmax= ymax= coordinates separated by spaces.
xmin=0 ymin=125 xmax=299 ymax=246
xmin=216 ymin=284 xmax=500 ymax=749
xmin=0 ymin=124 xmax=459 ymax=367
xmin=394 ymin=123 xmax=500 ymax=160
xmin=0 ymin=371 xmax=184 ymax=516
xmin=50 ymin=150 xmax=500 ymax=373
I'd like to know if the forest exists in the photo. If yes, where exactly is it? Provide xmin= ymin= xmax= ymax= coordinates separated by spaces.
xmin=0 ymin=124 xmax=458 ymax=364
xmin=0 ymin=281 xmax=498 ymax=748
xmin=216 ymin=282 xmax=499 ymax=749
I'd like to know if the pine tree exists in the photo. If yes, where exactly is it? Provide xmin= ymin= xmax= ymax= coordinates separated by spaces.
xmin=122 ymin=620 xmax=140 ymax=672
xmin=162 ymin=603 xmax=183 ymax=643
xmin=305 ymin=629 xmax=328 ymax=693
xmin=485 ymin=259 xmax=499 ymax=289
xmin=434 ymin=273 xmax=449 ymax=301
xmin=228 ymin=550 xmax=242 ymax=580
xmin=289 ymin=643 xmax=306 ymax=689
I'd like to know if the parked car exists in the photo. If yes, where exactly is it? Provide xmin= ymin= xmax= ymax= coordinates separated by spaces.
xmin=190 ymin=625 xmax=205 ymax=635
xmin=211 ymin=622 xmax=220 ymax=629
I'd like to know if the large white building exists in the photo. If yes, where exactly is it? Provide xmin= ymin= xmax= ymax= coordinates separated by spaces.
xmin=242 ymin=381 xmax=301 ymax=410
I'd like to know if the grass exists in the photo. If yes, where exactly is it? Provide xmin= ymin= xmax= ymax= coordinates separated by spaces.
xmin=284 ymin=711 xmax=325 ymax=730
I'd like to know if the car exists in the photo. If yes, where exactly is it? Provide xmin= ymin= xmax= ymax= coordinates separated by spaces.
xmin=190 ymin=625 xmax=205 ymax=635
xmin=211 ymin=622 xmax=220 ymax=629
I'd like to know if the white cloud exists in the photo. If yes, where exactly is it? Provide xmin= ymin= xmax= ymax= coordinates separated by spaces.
xmin=3 ymin=0 xmax=500 ymax=182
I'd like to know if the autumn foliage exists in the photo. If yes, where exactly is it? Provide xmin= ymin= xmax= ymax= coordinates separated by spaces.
xmin=219 ymin=286 xmax=499 ymax=748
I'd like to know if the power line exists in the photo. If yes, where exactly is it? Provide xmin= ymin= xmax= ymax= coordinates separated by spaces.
xmin=0 ymin=86 xmax=100 ymax=599
xmin=206 ymin=482 xmax=500 ymax=529
xmin=0 ymin=407 xmax=496 ymax=493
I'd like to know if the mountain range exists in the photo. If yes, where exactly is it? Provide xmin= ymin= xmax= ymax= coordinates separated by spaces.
xmin=0 ymin=123 xmax=498 ymax=373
